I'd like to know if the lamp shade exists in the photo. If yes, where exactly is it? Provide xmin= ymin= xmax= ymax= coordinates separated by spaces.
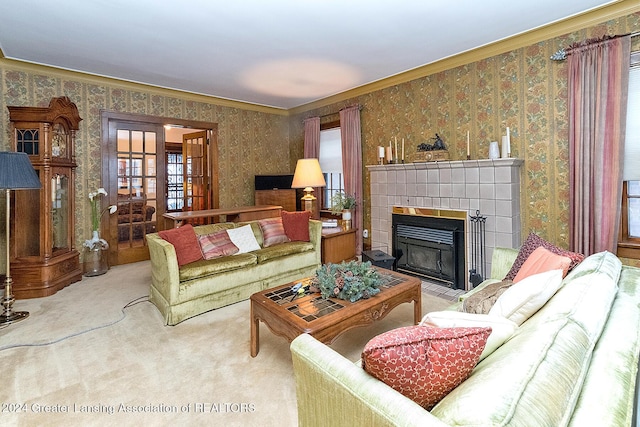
xmin=0 ymin=152 xmax=41 ymax=190
xmin=291 ymin=158 xmax=326 ymax=189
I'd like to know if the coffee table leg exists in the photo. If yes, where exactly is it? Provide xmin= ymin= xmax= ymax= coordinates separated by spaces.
xmin=414 ymin=290 xmax=422 ymax=325
xmin=251 ymin=305 xmax=259 ymax=357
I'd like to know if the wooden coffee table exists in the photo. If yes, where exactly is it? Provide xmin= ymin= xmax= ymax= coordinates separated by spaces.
xmin=250 ymin=268 xmax=421 ymax=357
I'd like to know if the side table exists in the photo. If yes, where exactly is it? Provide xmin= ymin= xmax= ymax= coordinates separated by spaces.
xmin=321 ymin=227 xmax=357 ymax=264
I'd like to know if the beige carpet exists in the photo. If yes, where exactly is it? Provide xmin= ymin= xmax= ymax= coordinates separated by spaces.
xmin=1 ymin=261 xmax=451 ymax=427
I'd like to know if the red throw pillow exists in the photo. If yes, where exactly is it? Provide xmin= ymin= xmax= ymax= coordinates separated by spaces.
xmin=281 ymin=210 xmax=311 ymax=242
xmin=258 ymin=217 xmax=290 ymax=247
xmin=197 ymin=230 xmax=239 ymax=260
xmin=362 ymin=326 xmax=491 ymax=410
xmin=158 ymin=224 xmax=203 ymax=266
xmin=504 ymin=232 xmax=585 ymax=281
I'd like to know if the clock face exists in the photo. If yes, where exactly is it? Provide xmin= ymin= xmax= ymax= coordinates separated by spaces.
xmin=52 ymin=123 xmax=67 ymax=157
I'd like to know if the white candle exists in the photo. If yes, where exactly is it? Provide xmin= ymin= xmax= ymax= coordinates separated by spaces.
xmin=402 ymin=138 xmax=405 ymax=160
xmin=394 ymin=137 xmax=398 ymax=160
xmin=502 ymin=135 xmax=509 ymax=159
xmin=506 ymin=127 xmax=511 ymax=156
xmin=466 ymin=131 xmax=470 ymax=157
xmin=386 ymin=146 xmax=393 ymax=162
xmin=378 ymin=146 xmax=385 ymax=159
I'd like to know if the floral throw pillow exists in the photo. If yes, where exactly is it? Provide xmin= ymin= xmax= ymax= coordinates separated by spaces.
xmin=258 ymin=217 xmax=290 ymax=247
xmin=362 ymin=326 xmax=491 ymax=410
xmin=197 ymin=230 xmax=239 ymax=260
xmin=504 ymin=232 xmax=584 ymax=281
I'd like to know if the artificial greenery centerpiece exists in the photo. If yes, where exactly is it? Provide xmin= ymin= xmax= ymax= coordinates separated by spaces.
xmin=310 ymin=260 xmax=387 ymax=303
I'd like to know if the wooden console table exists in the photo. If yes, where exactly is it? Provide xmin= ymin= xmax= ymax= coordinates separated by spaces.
xmin=163 ymin=205 xmax=282 ymax=227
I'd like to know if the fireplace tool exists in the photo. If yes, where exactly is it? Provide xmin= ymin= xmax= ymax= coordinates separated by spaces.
xmin=469 ymin=210 xmax=487 ymax=288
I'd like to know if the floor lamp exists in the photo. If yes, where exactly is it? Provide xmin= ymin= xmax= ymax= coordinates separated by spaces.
xmin=291 ymin=158 xmax=326 ymax=219
xmin=0 ymin=152 xmax=41 ymax=325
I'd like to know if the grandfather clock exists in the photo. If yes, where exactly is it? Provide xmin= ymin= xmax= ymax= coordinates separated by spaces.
xmin=7 ymin=97 xmax=83 ymax=298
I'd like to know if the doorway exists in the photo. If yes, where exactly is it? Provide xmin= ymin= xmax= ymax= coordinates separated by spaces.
xmin=101 ymin=112 xmax=218 ymax=266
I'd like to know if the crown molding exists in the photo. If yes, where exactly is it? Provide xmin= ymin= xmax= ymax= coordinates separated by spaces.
xmin=0 ymin=56 xmax=289 ymax=116
xmin=289 ymin=0 xmax=640 ymax=116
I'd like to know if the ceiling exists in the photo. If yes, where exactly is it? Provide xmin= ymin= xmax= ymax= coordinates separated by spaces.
xmin=0 ymin=0 xmax=619 ymax=110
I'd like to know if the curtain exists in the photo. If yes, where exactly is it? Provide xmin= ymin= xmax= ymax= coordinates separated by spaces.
xmin=568 ymin=35 xmax=631 ymax=255
xmin=303 ymin=117 xmax=322 ymax=214
xmin=340 ymin=105 xmax=363 ymax=255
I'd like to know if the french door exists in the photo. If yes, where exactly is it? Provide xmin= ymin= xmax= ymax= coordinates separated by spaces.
xmin=105 ymin=120 xmax=165 ymax=265
xmin=101 ymin=112 xmax=219 ymax=266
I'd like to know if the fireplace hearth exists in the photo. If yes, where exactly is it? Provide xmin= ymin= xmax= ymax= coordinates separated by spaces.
xmin=392 ymin=208 xmax=465 ymax=290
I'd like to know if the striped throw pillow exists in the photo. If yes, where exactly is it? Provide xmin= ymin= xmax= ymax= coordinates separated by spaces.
xmin=258 ymin=217 xmax=290 ymax=247
xmin=197 ymin=230 xmax=239 ymax=259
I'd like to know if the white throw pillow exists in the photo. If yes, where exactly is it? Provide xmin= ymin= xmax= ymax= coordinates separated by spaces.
xmin=227 ymin=224 xmax=261 ymax=254
xmin=420 ymin=311 xmax=518 ymax=361
xmin=489 ymin=269 xmax=563 ymax=326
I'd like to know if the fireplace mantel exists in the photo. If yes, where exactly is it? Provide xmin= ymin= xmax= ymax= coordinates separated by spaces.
xmin=367 ymin=158 xmax=523 ymax=290
xmin=367 ymin=158 xmax=523 ymax=172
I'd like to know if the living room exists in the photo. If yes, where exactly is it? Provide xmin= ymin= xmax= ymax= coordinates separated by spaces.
xmin=1 ymin=1 xmax=640 ymax=426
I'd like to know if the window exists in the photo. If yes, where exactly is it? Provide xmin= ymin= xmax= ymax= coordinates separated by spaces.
xmin=318 ymin=127 xmax=344 ymax=209
xmin=619 ymin=51 xmax=640 ymax=259
xmin=166 ymin=151 xmax=184 ymax=211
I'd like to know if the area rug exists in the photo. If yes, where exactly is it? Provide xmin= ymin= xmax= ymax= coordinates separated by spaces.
xmin=1 ymin=261 xmax=451 ymax=426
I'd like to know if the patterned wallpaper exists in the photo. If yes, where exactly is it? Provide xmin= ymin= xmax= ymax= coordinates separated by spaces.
xmin=0 ymin=68 xmax=291 ymax=259
xmin=291 ymin=12 xmax=640 ymax=267
xmin=0 ymin=11 xmax=638 ymax=273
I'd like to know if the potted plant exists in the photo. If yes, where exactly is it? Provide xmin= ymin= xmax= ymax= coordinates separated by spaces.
xmin=330 ymin=192 xmax=357 ymax=222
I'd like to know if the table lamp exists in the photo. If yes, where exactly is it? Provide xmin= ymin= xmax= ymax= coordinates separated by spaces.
xmin=291 ymin=158 xmax=326 ymax=217
xmin=0 ymin=152 xmax=42 ymax=325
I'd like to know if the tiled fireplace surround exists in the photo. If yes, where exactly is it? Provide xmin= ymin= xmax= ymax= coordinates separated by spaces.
xmin=367 ymin=158 xmax=523 ymax=290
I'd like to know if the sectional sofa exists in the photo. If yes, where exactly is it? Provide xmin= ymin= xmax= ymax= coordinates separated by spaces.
xmin=291 ymin=247 xmax=640 ymax=426
xmin=147 ymin=218 xmax=322 ymax=325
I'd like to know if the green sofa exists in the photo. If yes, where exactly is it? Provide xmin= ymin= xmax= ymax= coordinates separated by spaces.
xmin=147 ymin=219 xmax=322 ymax=325
xmin=291 ymin=248 xmax=640 ymax=426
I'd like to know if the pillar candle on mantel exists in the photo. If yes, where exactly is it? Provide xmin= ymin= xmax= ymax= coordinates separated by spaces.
xmin=402 ymin=138 xmax=405 ymax=161
xmin=394 ymin=137 xmax=398 ymax=160
xmin=466 ymin=131 xmax=470 ymax=157
xmin=378 ymin=146 xmax=385 ymax=159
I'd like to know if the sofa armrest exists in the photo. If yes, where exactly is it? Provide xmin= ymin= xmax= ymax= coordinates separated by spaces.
xmin=490 ymin=247 xmax=518 ymax=280
xmin=144 ymin=205 xmax=156 ymax=221
xmin=146 ymin=233 xmax=180 ymax=303
xmin=291 ymin=334 xmax=450 ymax=427
xmin=308 ymin=219 xmax=322 ymax=265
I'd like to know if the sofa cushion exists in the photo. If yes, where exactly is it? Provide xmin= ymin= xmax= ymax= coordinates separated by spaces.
xmin=489 ymin=268 xmax=564 ymax=326
xmin=281 ymin=210 xmax=311 ymax=242
xmin=362 ymin=325 xmax=491 ymax=410
xmin=178 ymin=253 xmax=257 ymax=282
xmin=461 ymin=279 xmax=514 ymax=314
xmin=158 ymin=224 xmax=203 ymax=266
xmin=227 ymin=224 xmax=261 ymax=253
xmin=504 ymin=232 xmax=585 ymax=281
xmin=197 ymin=230 xmax=239 ymax=260
xmin=513 ymin=246 xmax=572 ymax=282
xmin=253 ymin=241 xmax=314 ymax=263
xmin=258 ymin=217 xmax=290 ymax=247
xmin=421 ymin=311 xmax=517 ymax=361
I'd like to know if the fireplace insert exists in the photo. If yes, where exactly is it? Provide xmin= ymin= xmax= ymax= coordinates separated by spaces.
xmin=392 ymin=213 xmax=465 ymax=289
